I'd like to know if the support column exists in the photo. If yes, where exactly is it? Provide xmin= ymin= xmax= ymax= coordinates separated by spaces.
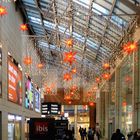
xmin=2 ymin=111 xmax=8 ymax=140
xmin=137 ymin=41 xmax=140 ymax=129
xmin=89 ymin=104 xmax=96 ymax=128
xmin=115 ymin=67 xmax=121 ymax=129
xmin=105 ymin=83 xmax=109 ymax=139
xmin=74 ymin=105 xmax=78 ymax=139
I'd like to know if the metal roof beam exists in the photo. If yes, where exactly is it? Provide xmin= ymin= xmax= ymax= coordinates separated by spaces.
xmin=95 ymin=0 xmax=117 ymax=60
xmin=119 ymin=0 xmax=140 ymax=14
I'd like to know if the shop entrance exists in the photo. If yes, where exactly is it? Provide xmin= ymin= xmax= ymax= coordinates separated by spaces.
xmin=8 ymin=114 xmax=22 ymax=140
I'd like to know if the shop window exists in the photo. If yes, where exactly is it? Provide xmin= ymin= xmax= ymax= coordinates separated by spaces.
xmin=120 ymin=55 xmax=133 ymax=135
xmin=8 ymin=114 xmax=22 ymax=140
xmin=108 ymin=74 xmax=115 ymax=139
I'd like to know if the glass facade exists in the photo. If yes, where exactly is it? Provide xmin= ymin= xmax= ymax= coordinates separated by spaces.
xmin=120 ymin=55 xmax=133 ymax=135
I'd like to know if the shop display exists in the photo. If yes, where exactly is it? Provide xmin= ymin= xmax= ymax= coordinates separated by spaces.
xmin=8 ymin=59 xmax=22 ymax=105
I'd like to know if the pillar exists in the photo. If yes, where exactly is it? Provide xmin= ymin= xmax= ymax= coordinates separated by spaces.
xmin=74 ymin=105 xmax=78 ymax=139
xmin=89 ymin=104 xmax=96 ymax=128
xmin=137 ymin=41 xmax=140 ymax=129
xmin=2 ymin=111 xmax=8 ymax=140
xmin=115 ymin=67 xmax=121 ymax=129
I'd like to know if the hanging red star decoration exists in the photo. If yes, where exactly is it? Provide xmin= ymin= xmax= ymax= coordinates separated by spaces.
xmin=0 ymin=5 xmax=7 ymax=16
xmin=20 ymin=24 xmax=28 ymax=31
xmin=103 ymin=63 xmax=110 ymax=69
xmin=46 ymin=87 xmax=51 ymax=93
xmin=66 ymin=38 xmax=73 ymax=47
xmin=123 ymin=42 xmax=137 ymax=54
xmin=63 ymin=51 xmax=77 ymax=65
xmin=89 ymin=102 xmax=95 ymax=106
xmin=95 ymin=77 xmax=101 ymax=83
xmin=37 ymin=63 xmax=44 ymax=69
xmin=102 ymin=73 xmax=110 ymax=80
xmin=63 ymin=73 xmax=72 ymax=81
xmin=71 ymin=85 xmax=77 ymax=91
xmin=23 ymin=56 xmax=32 ymax=65
xmin=71 ymin=68 xmax=77 ymax=74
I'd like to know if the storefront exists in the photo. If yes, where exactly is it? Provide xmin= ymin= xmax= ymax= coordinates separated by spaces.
xmin=108 ymin=73 xmax=115 ymax=139
xmin=119 ymin=55 xmax=133 ymax=135
xmin=8 ymin=114 xmax=22 ymax=140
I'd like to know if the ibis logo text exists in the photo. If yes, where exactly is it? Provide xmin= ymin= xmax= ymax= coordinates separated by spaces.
xmin=35 ymin=122 xmax=48 ymax=134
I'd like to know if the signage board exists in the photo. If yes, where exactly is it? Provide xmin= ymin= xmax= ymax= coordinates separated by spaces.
xmin=25 ymin=76 xmax=34 ymax=109
xmin=41 ymin=102 xmax=61 ymax=115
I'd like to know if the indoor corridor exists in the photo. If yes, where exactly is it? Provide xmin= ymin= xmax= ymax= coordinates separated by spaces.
xmin=0 ymin=0 xmax=140 ymax=140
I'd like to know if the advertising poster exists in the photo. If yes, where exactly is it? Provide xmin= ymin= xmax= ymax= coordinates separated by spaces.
xmin=25 ymin=77 xmax=34 ymax=110
xmin=0 ymin=48 xmax=2 ymax=95
xmin=34 ymin=89 xmax=41 ymax=112
xmin=8 ymin=59 xmax=22 ymax=104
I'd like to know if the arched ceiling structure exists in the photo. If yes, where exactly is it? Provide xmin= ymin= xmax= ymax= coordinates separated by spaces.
xmin=17 ymin=0 xmax=140 ymax=82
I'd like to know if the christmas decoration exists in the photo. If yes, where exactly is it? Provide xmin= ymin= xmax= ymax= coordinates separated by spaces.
xmin=63 ymin=51 xmax=76 ymax=65
xmin=20 ymin=24 xmax=28 ymax=31
xmin=0 ymin=5 xmax=7 ymax=16
xmin=23 ymin=56 xmax=32 ymax=65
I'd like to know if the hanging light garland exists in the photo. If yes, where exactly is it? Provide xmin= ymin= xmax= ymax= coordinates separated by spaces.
xmin=123 ymin=42 xmax=137 ymax=54
xmin=0 ymin=5 xmax=7 ymax=16
xmin=20 ymin=24 xmax=28 ymax=31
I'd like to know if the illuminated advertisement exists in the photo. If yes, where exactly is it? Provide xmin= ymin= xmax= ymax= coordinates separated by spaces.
xmin=34 ymin=88 xmax=41 ymax=112
xmin=8 ymin=59 xmax=22 ymax=104
xmin=0 ymin=48 xmax=2 ymax=95
xmin=25 ymin=76 xmax=34 ymax=110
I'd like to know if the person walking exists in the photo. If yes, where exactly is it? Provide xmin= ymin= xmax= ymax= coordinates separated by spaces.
xmin=133 ymin=129 xmax=140 ymax=140
xmin=87 ymin=127 xmax=93 ymax=140
xmin=111 ymin=129 xmax=125 ymax=140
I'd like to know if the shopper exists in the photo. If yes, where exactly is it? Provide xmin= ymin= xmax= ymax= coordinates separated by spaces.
xmin=133 ymin=129 xmax=140 ymax=140
xmin=87 ymin=127 xmax=93 ymax=140
xmin=111 ymin=129 xmax=125 ymax=140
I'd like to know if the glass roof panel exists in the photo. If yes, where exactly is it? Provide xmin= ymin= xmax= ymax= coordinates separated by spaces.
xmin=116 ymin=1 xmax=136 ymax=14
xmin=73 ymin=0 xmax=90 ymax=9
xmin=92 ymin=2 xmax=110 ymax=15
xmin=28 ymin=16 xmax=42 ymax=25
xmin=22 ymin=0 xmax=35 ymax=5
xmin=111 ymin=14 xmax=127 ymax=28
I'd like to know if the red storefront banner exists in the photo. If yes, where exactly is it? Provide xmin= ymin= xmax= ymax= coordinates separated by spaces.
xmin=8 ymin=59 xmax=22 ymax=104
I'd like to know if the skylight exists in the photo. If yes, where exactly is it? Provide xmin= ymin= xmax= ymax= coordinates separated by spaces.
xmin=28 ymin=16 xmax=42 ymax=25
xmin=92 ymin=3 xmax=109 ymax=15
xmin=73 ymin=0 xmax=90 ymax=8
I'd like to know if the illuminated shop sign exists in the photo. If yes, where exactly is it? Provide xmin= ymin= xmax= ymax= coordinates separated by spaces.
xmin=41 ymin=102 xmax=61 ymax=115
xmin=8 ymin=59 xmax=22 ymax=104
